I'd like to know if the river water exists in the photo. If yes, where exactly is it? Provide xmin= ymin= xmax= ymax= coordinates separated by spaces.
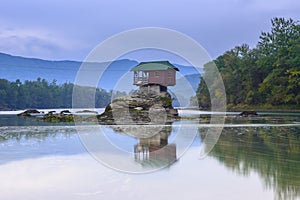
xmin=0 ymin=111 xmax=299 ymax=200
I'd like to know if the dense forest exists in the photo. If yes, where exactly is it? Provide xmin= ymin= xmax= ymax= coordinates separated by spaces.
xmin=196 ymin=18 xmax=300 ymax=110
xmin=0 ymin=78 xmax=114 ymax=110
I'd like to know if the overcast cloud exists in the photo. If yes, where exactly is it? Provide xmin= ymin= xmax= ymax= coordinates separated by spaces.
xmin=0 ymin=0 xmax=299 ymax=62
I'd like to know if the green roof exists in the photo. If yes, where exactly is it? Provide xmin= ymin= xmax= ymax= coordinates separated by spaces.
xmin=130 ymin=61 xmax=179 ymax=71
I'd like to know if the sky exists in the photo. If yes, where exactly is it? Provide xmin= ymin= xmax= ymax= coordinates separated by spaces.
xmin=0 ymin=0 xmax=299 ymax=63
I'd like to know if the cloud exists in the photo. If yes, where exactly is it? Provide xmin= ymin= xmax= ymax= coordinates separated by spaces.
xmin=0 ymin=0 xmax=299 ymax=60
xmin=0 ymin=28 xmax=87 ymax=60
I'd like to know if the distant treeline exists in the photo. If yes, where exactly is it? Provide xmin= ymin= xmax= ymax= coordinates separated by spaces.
xmin=197 ymin=18 xmax=300 ymax=109
xmin=0 ymin=78 xmax=124 ymax=110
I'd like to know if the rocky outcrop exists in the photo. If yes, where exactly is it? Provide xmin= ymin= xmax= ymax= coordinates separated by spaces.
xmin=17 ymin=109 xmax=41 ymax=117
xmin=60 ymin=110 xmax=71 ymax=114
xmin=76 ymin=110 xmax=98 ymax=114
xmin=239 ymin=111 xmax=258 ymax=117
xmin=97 ymin=90 xmax=180 ymax=124
xmin=42 ymin=111 xmax=75 ymax=122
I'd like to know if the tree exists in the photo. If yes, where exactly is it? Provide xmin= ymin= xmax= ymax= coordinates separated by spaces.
xmin=0 ymin=78 xmax=113 ymax=110
xmin=258 ymin=18 xmax=300 ymax=105
xmin=196 ymin=17 xmax=300 ymax=109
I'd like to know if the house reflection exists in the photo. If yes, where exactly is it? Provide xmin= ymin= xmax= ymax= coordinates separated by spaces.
xmin=133 ymin=126 xmax=177 ymax=167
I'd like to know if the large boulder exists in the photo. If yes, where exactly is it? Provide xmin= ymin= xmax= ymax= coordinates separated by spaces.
xmin=97 ymin=90 xmax=179 ymax=124
xmin=17 ymin=109 xmax=41 ymax=117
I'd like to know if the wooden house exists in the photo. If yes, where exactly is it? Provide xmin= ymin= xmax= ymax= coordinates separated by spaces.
xmin=131 ymin=61 xmax=179 ymax=93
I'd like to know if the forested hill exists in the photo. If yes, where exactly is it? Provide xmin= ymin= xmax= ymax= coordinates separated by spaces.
xmin=0 ymin=54 xmax=138 ymax=91
xmin=0 ymin=53 xmax=202 ymax=109
xmin=0 ymin=78 xmax=115 ymax=110
xmin=196 ymin=18 xmax=300 ymax=110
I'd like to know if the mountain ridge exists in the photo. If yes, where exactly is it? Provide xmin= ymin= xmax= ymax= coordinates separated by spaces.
xmin=0 ymin=52 xmax=201 ymax=92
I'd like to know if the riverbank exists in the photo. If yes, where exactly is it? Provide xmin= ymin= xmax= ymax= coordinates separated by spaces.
xmin=227 ymin=104 xmax=300 ymax=112
xmin=182 ymin=104 xmax=300 ymax=113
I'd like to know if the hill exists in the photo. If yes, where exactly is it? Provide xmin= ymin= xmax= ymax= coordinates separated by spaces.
xmin=0 ymin=52 xmax=201 ymax=92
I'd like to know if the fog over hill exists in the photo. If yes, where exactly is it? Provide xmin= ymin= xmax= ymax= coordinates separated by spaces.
xmin=0 ymin=52 xmax=202 ymax=106
xmin=0 ymin=52 xmax=202 ymax=92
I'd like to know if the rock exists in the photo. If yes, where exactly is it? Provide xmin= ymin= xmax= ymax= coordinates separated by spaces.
xmin=134 ymin=107 xmax=143 ymax=111
xmin=168 ymin=108 xmax=178 ymax=116
xmin=97 ymin=90 xmax=180 ymax=125
xmin=16 ymin=109 xmax=77 ymax=122
xmin=47 ymin=111 xmax=56 ymax=115
xmin=42 ymin=112 xmax=75 ymax=122
xmin=60 ymin=110 xmax=71 ymax=114
xmin=239 ymin=111 xmax=258 ymax=117
xmin=17 ymin=109 xmax=40 ymax=117
xmin=76 ymin=110 xmax=98 ymax=114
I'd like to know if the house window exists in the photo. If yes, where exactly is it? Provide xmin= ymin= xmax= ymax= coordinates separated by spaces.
xmin=155 ymin=71 xmax=160 ymax=77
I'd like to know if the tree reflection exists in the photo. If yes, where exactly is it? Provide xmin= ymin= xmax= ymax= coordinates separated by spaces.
xmin=0 ymin=126 xmax=76 ymax=143
xmin=202 ymin=126 xmax=300 ymax=200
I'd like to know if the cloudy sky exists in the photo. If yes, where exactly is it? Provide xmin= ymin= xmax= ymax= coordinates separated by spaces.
xmin=0 ymin=0 xmax=299 ymax=62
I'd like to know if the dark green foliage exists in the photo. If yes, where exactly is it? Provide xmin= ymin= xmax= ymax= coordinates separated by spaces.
xmin=197 ymin=17 xmax=300 ymax=109
xmin=196 ymin=77 xmax=211 ymax=109
xmin=161 ymin=97 xmax=173 ymax=107
xmin=42 ymin=114 xmax=75 ymax=122
xmin=0 ymin=78 xmax=112 ymax=109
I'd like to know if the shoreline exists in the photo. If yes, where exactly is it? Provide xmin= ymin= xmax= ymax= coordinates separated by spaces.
xmin=178 ymin=107 xmax=300 ymax=113
xmin=1 ymin=107 xmax=300 ymax=116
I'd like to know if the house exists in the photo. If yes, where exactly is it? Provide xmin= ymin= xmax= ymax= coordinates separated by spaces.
xmin=130 ymin=61 xmax=179 ymax=93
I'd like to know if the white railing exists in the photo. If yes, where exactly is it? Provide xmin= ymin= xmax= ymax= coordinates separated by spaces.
xmin=134 ymin=77 xmax=149 ymax=85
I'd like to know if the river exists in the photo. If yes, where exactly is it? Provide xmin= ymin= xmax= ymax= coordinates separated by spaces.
xmin=0 ymin=110 xmax=299 ymax=200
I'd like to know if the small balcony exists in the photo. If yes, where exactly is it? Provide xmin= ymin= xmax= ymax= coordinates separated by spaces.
xmin=134 ymin=77 xmax=149 ymax=85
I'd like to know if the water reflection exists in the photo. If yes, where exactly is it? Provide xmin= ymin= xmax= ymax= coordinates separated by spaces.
xmin=0 ymin=126 xmax=76 ymax=142
xmin=1 ymin=114 xmax=299 ymax=199
xmin=133 ymin=126 xmax=177 ymax=167
xmin=202 ymin=126 xmax=300 ymax=200
xmin=106 ymin=124 xmax=179 ymax=171
xmin=0 ymin=126 xmax=82 ymax=165
xmin=0 ymin=122 xmax=184 ymax=172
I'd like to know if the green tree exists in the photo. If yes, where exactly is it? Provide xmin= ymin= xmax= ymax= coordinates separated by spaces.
xmin=258 ymin=18 xmax=300 ymax=105
xmin=0 ymin=78 xmax=113 ymax=110
xmin=196 ymin=17 xmax=300 ymax=109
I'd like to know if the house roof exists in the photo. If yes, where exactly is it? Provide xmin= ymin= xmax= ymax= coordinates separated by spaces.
xmin=130 ymin=61 xmax=179 ymax=71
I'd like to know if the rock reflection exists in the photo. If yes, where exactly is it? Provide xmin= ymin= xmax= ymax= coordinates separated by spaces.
xmin=0 ymin=126 xmax=76 ymax=142
xmin=112 ymin=125 xmax=177 ymax=168
xmin=201 ymin=126 xmax=300 ymax=200
xmin=134 ymin=130 xmax=177 ymax=167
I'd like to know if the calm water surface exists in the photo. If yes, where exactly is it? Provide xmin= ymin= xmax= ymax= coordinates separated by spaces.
xmin=0 ymin=112 xmax=299 ymax=200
